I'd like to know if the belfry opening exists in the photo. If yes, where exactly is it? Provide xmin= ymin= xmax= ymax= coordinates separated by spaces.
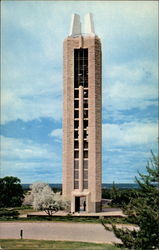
xmin=63 ymin=13 xmax=102 ymax=213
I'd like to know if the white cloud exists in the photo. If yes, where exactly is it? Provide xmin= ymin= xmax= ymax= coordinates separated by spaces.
xmin=1 ymin=90 xmax=62 ymax=124
xmin=1 ymin=1 xmax=158 ymax=124
xmin=1 ymin=160 xmax=62 ymax=184
xmin=103 ymin=61 xmax=158 ymax=113
xmin=102 ymin=122 xmax=158 ymax=146
xmin=0 ymin=136 xmax=62 ymax=183
xmin=49 ymin=128 xmax=62 ymax=140
xmin=1 ymin=136 xmax=54 ymax=160
xmin=102 ymin=140 xmax=157 ymax=183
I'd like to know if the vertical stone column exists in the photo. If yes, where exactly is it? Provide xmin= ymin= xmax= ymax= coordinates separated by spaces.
xmin=79 ymin=85 xmax=84 ymax=192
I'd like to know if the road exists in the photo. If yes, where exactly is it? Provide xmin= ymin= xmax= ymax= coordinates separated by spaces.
xmin=0 ymin=222 xmax=121 ymax=244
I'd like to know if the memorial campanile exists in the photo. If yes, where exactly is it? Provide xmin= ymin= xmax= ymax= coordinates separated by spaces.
xmin=63 ymin=13 xmax=102 ymax=213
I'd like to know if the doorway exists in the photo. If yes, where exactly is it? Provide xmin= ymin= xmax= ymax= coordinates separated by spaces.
xmin=75 ymin=196 xmax=86 ymax=212
xmin=75 ymin=197 xmax=80 ymax=212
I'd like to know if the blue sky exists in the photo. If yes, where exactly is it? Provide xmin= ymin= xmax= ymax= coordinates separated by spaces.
xmin=1 ymin=1 xmax=158 ymax=184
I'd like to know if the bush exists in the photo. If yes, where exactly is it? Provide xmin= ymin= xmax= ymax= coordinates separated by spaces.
xmin=102 ymin=189 xmax=112 ymax=199
xmin=111 ymin=188 xmax=141 ymax=207
xmin=0 ymin=209 xmax=19 ymax=217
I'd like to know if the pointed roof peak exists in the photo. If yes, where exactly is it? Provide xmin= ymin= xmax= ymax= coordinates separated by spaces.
xmin=69 ymin=13 xmax=95 ymax=37
xmin=69 ymin=13 xmax=81 ymax=36
xmin=84 ymin=13 xmax=95 ymax=34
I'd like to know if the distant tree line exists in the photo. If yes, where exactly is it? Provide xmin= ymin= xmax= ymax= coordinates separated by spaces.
xmin=102 ymin=185 xmax=142 ymax=207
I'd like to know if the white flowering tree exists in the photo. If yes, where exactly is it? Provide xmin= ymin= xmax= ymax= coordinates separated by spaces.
xmin=23 ymin=192 xmax=34 ymax=206
xmin=23 ymin=182 xmax=48 ymax=206
xmin=30 ymin=182 xmax=48 ymax=195
xmin=25 ymin=182 xmax=70 ymax=216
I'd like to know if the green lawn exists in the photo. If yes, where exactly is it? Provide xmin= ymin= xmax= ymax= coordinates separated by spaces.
xmin=0 ymin=239 xmax=125 ymax=250
xmin=0 ymin=207 xmax=130 ymax=225
xmin=0 ymin=206 xmax=35 ymax=216
xmin=0 ymin=216 xmax=130 ymax=224
xmin=16 ymin=208 xmax=36 ymax=215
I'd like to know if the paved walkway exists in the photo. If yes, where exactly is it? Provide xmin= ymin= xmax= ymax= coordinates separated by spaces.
xmin=20 ymin=208 xmax=125 ymax=218
xmin=0 ymin=222 xmax=121 ymax=244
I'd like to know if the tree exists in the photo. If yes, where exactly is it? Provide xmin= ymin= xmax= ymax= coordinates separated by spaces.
xmin=106 ymin=152 xmax=159 ymax=250
xmin=30 ymin=182 xmax=48 ymax=194
xmin=22 ymin=191 xmax=34 ymax=206
xmin=0 ymin=176 xmax=24 ymax=208
xmin=111 ymin=187 xmax=140 ymax=208
xmin=23 ymin=182 xmax=48 ymax=206
xmin=24 ymin=182 xmax=70 ymax=215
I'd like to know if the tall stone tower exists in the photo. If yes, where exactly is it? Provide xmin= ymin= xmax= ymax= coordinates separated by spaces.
xmin=63 ymin=13 xmax=102 ymax=213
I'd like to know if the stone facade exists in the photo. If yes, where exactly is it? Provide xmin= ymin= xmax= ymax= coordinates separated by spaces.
xmin=63 ymin=32 xmax=102 ymax=213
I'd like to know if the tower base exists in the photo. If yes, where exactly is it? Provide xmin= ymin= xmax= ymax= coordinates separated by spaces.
xmin=71 ymin=191 xmax=101 ymax=213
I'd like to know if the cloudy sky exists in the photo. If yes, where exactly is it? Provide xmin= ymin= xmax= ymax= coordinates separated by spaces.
xmin=1 ymin=1 xmax=158 ymax=184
